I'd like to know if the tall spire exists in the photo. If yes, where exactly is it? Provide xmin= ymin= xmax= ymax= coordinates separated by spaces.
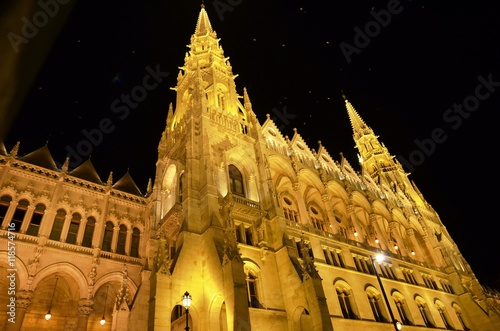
xmin=194 ymin=4 xmax=213 ymax=36
xmin=343 ymin=93 xmax=373 ymax=140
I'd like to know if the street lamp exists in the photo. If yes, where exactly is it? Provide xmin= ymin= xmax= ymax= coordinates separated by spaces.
xmin=100 ymin=285 xmax=109 ymax=326
xmin=45 ymin=275 xmax=59 ymax=321
xmin=182 ymin=291 xmax=192 ymax=331
xmin=370 ymin=254 xmax=402 ymax=331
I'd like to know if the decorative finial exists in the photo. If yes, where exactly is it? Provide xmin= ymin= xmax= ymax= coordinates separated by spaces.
xmin=341 ymin=90 xmax=347 ymax=100
xmin=201 ymin=0 xmax=205 ymax=9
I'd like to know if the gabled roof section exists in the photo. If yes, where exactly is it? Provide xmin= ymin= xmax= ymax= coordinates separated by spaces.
xmin=316 ymin=141 xmax=342 ymax=173
xmin=0 ymin=142 xmax=6 ymax=156
xmin=68 ymin=159 xmax=103 ymax=185
xmin=195 ymin=5 xmax=213 ymax=36
xmin=290 ymin=128 xmax=315 ymax=158
xmin=262 ymin=114 xmax=288 ymax=144
xmin=19 ymin=144 xmax=59 ymax=171
xmin=112 ymin=170 xmax=143 ymax=196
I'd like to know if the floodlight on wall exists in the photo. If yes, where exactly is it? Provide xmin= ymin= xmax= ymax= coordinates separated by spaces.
xmin=100 ymin=285 xmax=109 ymax=326
xmin=182 ymin=291 xmax=192 ymax=331
xmin=45 ymin=275 xmax=60 ymax=321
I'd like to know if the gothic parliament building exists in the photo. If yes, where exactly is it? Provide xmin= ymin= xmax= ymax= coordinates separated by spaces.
xmin=1 ymin=6 xmax=499 ymax=331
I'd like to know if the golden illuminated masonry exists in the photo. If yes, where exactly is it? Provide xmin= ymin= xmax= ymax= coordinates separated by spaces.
xmin=1 ymin=6 xmax=499 ymax=331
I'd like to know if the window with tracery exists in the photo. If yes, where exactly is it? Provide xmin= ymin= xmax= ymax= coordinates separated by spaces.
xmin=282 ymin=196 xmax=300 ymax=223
xmin=0 ymin=195 xmax=11 ymax=224
xmin=336 ymin=284 xmax=358 ymax=320
xmin=366 ymin=288 xmax=386 ymax=322
xmin=436 ymin=301 xmax=454 ymax=330
xmin=66 ymin=213 xmax=81 ymax=244
xmin=49 ymin=209 xmax=66 ymax=241
xmin=309 ymin=205 xmax=326 ymax=231
xmin=130 ymin=227 xmax=140 ymax=257
xmin=101 ymin=221 xmax=114 ymax=252
xmin=26 ymin=203 xmax=45 ymax=236
xmin=82 ymin=217 xmax=95 ymax=248
xmin=11 ymin=199 xmax=29 ymax=232
xmin=116 ymin=224 xmax=127 ymax=254
xmin=228 ymin=164 xmax=245 ymax=196
xmin=415 ymin=297 xmax=435 ymax=328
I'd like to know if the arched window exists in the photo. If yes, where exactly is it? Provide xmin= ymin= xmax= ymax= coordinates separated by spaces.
xmin=49 ymin=209 xmax=66 ymax=241
xmin=66 ymin=213 xmax=81 ymax=244
xmin=336 ymin=282 xmax=358 ymax=320
xmin=116 ymin=224 xmax=127 ymax=255
xmin=0 ymin=195 xmax=12 ymax=224
xmin=82 ymin=217 xmax=96 ymax=248
xmin=415 ymin=297 xmax=435 ymax=328
xmin=178 ymin=173 xmax=184 ymax=203
xmin=244 ymin=263 xmax=263 ymax=308
xmin=282 ymin=195 xmax=300 ymax=223
xmin=11 ymin=199 xmax=29 ymax=232
xmin=228 ymin=164 xmax=244 ymax=196
xmin=130 ymin=227 xmax=140 ymax=257
xmin=436 ymin=300 xmax=454 ymax=330
xmin=453 ymin=304 xmax=471 ymax=331
xmin=393 ymin=292 xmax=412 ymax=326
xmin=309 ymin=204 xmax=326 ymax=231
xmin=101 ymin=221 xmax=114 ymax=252
xmin=366 ymin=287 xmax=387 ymax=322
xmin=26 ymin=203 xmax=45 ymax=236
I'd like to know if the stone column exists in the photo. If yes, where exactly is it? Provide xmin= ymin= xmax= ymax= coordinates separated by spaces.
xmin=292 ymin=182 xmax=308 ymax=226
xmin=388 ymin=221 xmax=408 ymax=255
xmin=321 ymin=193 xmax=339 ymax=234
xmin=125 ymin=229 xmax=132 ymax=256
xmin=6 ymin=290 xmax=33 ymax=331
xmin=1 ymin=200 xmax=17 ymax=229
xmin=76 ymin=217 xmax=88 ymax=245
xmin=111 ymin=226 xmax=119 ymax=253
xmin=59 ymin=214 xmax=72 ymax=242
xmin=76 ymin=298 xmax=94 ymax=331
xmin=19 ymin=205 xmax=35 ymax=233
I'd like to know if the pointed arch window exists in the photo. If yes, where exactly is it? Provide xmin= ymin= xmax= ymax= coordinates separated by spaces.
xmin=336 ymin=284 xmax=358 ymax=320
xmin=393 ymin=292 xmax=412 ymax=326
xmin=66 ymin=213 xmax=81 ymax=244
xmin=12 ymin=199 xmax=29 ymax=232
xmin=82 ymin=217 xmax=96 ymax=248
xmin=453 ymin=304 xmax=471 ymax=331
xmin=130 ymin=227 xmax=140 ymax=257
xmin=436 ymin=301 xmax=454 ymax=330
xmin=309 ymin=205 xmax=326 ymax=231
xmin=228 ymin=164 xmax=245 ymax=196
xmin=366 ymin=288 xmax=387 ymax=323
xmin=0 ymin=195 xmax=12 ymax=224
xmin=178 ymin=173 xmax=184 ymax=203
xmin=101 ymin=221 xmax=114 ymax=252
xmin=282 ymin=196 xmax=300 ymax=223
xmin=415 ymin=297 xmax=435 ymax=328
xmin=26 ymin=203 xmax=45 ymax=236
xmin=49 ymin=209 xmax=66 ymax=241
xmin=116 ymin=224 xmax=127 ymax=255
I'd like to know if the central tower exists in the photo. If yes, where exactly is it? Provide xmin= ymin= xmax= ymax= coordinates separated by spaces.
xmin=143 ymin=5 xmax=273 ymax=330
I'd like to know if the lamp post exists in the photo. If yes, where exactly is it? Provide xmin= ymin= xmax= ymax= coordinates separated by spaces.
xmin=370 ymin=254 xmax=402 ymax=331
xmin=182 ymin=291 xmax=192 ymax=331
xmin=100 ymin=285 xmax=109 ymax=326
xmin=45 ymin=275 xmax=60 ymax=321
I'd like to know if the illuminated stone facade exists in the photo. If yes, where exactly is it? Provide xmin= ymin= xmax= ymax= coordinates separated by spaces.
xmin=1 ymin=6 xmax=500 ymax=331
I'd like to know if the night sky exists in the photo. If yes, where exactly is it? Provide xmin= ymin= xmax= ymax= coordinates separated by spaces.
xmin=4 ymin=1 xmax=500 ymax=288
